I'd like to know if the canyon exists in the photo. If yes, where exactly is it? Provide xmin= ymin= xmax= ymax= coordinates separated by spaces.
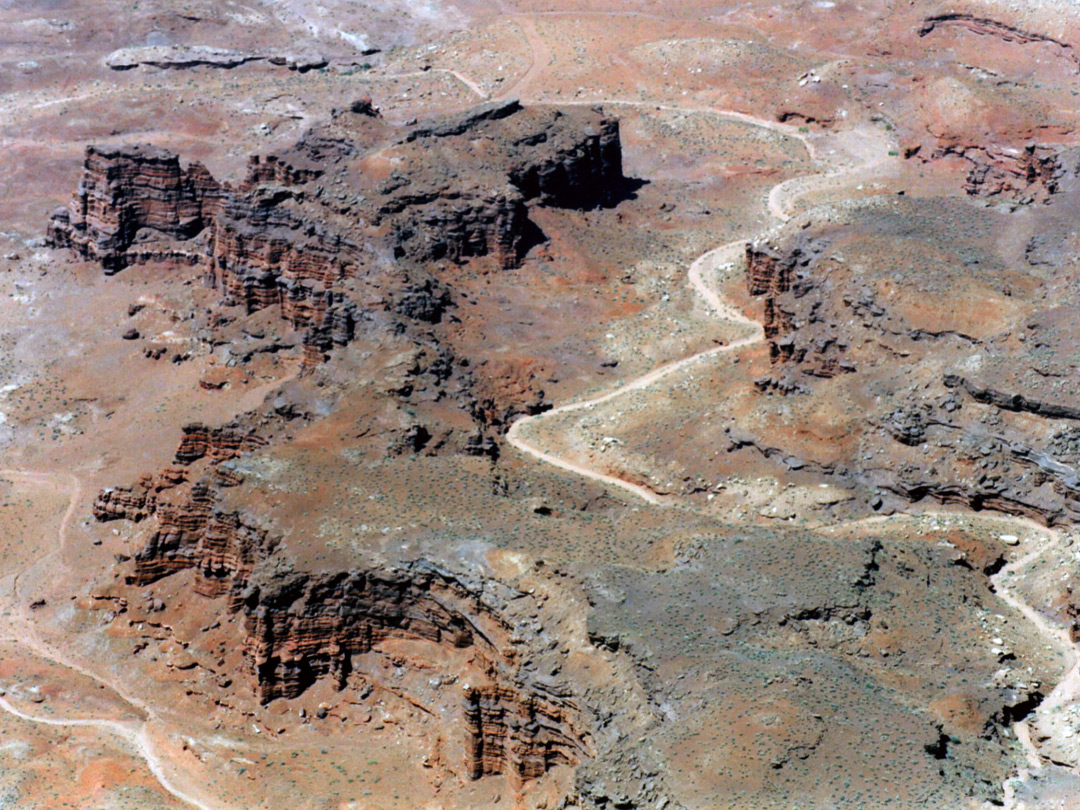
xmin=4 ymin=0 xmax=1080 ymax=808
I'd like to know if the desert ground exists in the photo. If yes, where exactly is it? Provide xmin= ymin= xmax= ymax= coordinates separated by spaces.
xmin=4 ymin=1 xmax=1080 ymax=808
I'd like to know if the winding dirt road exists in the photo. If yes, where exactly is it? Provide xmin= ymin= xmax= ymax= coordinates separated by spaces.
xmin=372 ymin=66 xmax=489 ymax=100
xmin=990 ymin=524 xmax=1080 ymax=780
xmin=0 ymin=37 xmax=1073 ymax=810
xmin=833 ymin=511 xmax=1080 ymax=800
xmin=500 ymin=93 xmax=1080 ymax=804
xmin=0 ymin=469 xmax=232 ymax=810
xmin=505 ymin=235 xmax=762 ymax=505
xmin=505 ymin=98 xmax=887 ymax=502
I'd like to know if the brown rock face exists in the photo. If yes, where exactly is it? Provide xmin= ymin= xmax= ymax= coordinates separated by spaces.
xmin=127 ymin=483 xmax=274 ymax=609
xmin=92 ymin=467 xmax=188 ymax=522
xmin=241 ymin=153 xmax=326 ymax=188
xmin=94 ymin=410 xmax=593 ymax=788
xmin=745 ymin=239 xmax=799 ymax=348
xmin=745 ymin=235 xmax=843 ymax=371
xmin=505 ymin=112 xmax=624 ymax=208
xmin=470 ymin=358 xmax=553 ymax=428
xmin=49 ymin=102 xmax=625 ymax=371
xmin=93 ymin=420 xmax=275 ymax=606
xmin=242 ymin=561 xmax=589 ymax=785
xmin=1053 ymin=587 xmax=1080 ymax=643
xmin=109 ymin=496 xmax=592 ymax=786
xmin=918 ymin=13 xmax=1080 ymax=72
xmin=920 ymin=143 xmax=1070 ymax=204
xmin=61 ymin=99 xmax=640 ymax=798
xmin=962 ymin=144 xmax=1064 ymax=202
xmin=380 ymin=188 xmax=531 ymax=269
xmin=174 ymin=422 xmax=267 ymax=464
xmin=105 ymin=464 xmax=591 ymax=786
xmin=463 ymin=685 xmax=579 ymax=782
xmin=46 ymin=144 xmax=225 ymax=272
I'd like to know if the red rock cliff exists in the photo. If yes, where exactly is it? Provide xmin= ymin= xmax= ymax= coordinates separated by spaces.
xmin=49 ymin=103 xmax=629 ymax=370
xmin=242 ymin=561 xmax=590 ymax=785
xmin=47 ymin=144 xmax=225 ymax=272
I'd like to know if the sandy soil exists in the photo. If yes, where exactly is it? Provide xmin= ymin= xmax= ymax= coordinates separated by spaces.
xmin=5 ymin=0 xmax=1080 ymax=808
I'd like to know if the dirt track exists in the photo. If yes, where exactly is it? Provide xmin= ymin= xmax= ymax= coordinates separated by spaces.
xmin=505 ymin=99 xmax=894 ymax=502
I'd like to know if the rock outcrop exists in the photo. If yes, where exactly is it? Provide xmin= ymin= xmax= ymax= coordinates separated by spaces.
xmin=945 ymin=374 xmax=1080 ymax=422
xmin=97 ymin=419 xmax=591 ymax=786
xmin=745 ymin=238 xmax=800 ymax=347
xmin=127 ymin=482 xmax=275 ymax=609
xmin=105 ymin=45 xmax=328 ymax=72
xmin=47 ymin=144 xmax=225 ymax=272
xmin=381 ymin=187 xmax=531 ymax=268
xmin=174 ymin=422 xmax=267 ymax=464
xmin=65 ymin=101 xmax=644 ymax=796
xmin=49 ymin=102 xmax=627 ymax=369
xmin=961 ymin=145 xmax=1065 ymax=203
xmin=92 ymin=466 xmax=188 ymax=523
xmin=918 ymin=13 xmax=1080 ymax=72
xmin=731 ymin=207 xmax=1080 ymax=528
xmin=242 ymin=561 xmax=589 ymax=785
xmin=901 ymin=141 xmax=1073 ymax=206
xmin=745 ymin=235 xmax=846 ymax=372
xmin=103 ymin=472 xmax=595 ymax=787
xmin=93 ymin=420 xmax=276 ymax=607
xmin=94 ymin=404 xmax=595 ymax=788
xmin=463 ymin=685 xmax=580 ymax=781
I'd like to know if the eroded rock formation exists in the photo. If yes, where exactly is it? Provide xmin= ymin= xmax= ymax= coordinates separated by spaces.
xmin=731 ymin=208 xmax=1080 ymax=528
xmin=47 ymin=144 xmax=224 ymax=271
xmin=174 ymin=421 xmax=267 ymax=464
xmin=105 ymin=44 xmax=329 ymax=72
xmin=918 ymin=13 xmax=1080 ymax=72
xmin=745 ymin=238 xmax=800 ymax=348
xmin=745 ymin=234 xmax=846 ymax=372
xmin=242 ymin=561 xmax=589 ymax=784
xmin=128 ymin=483 xmax=274 ymax=609
xmin=93 ymin=400 xmax=596 ymax=789
xmin=49 ymin=102 xmax=626 ymax=380
xmin=93 ymin=420 xmax=276 ymax=607
xmin=913 ymin=143 xmax=1070 ymax=204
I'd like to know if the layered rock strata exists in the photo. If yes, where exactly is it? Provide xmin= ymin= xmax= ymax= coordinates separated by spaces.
xmin=918 ymin=13 xmax=1080 ymax=72
xmin=732 ymin=209 xmax=1080 ymax=528
xmin=961 ymin=144 xmax=1065 ymax=203
xmin=174 ymin=421 xmax=267 ymax=464
xmin=242 ymin=561 xmax=589 ymax=784
xmin=49 ymin=103 xmax=625 ymax=391
xmin=63 ymin=102 xmax=639 ymax=793
xmin=99 ymin=464 xmax=591 ymax=785
xmin=94 ymin=410 xmax=595 ymax=787
xmin=93 ymin=421 xmax=276 ymax=607
xmin=129 ymin=483 xmax=274 ymax=609
xmin=47 ymin=144 xmax=225 ymax=272
xmin=50 ymin=103 xmax=627 ymax=450
xmin=105 ymin=487 xmax=593 ymax=785
xmin=745 ymin=235 xmax=844 ymax=371
xmin=901 ymin=140 xmax=1077 ymax=206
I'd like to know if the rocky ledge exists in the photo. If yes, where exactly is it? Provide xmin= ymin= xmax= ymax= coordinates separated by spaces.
xmin=48 ymin=100 xmax=627 ymax=368
xmin=88 ymin=384 xmax=641 ymax=796
xmin=243 ymin=560 xmax=592 ymax=786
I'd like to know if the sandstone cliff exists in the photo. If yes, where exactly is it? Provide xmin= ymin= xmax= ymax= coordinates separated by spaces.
xmin=744 ymin=235 xmax=845 ymax=372
xmin=47 ymin=144 xmax=225 ymax=272
xmin=93 ymin=420 xmax=276 ymax=607
xmin=49 ymin=102 xmax=626 ymax=386
xmin=241 ymin=561 xmax=590 ymax=785
xmin=95 ymin=419 xmax=595 ymax=787
xmin=65 ymin=102 xmax=643 ymax=795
